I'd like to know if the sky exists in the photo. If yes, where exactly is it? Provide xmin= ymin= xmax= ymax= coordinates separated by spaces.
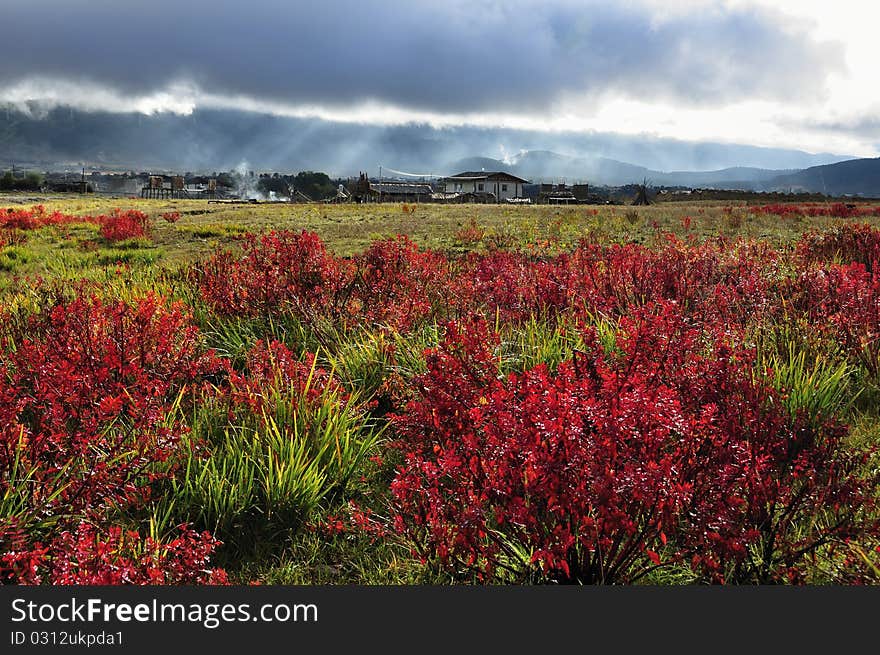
xmin=1 ymin=0 xmax=879 ymax=160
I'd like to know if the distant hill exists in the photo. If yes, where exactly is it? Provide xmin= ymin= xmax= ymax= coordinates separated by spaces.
xmin=2 ymin=106 xmax=873 ymax=195
xmin=448 ymin=157 xmax=513 ymax=174
xmin=762 ymin=158 xmax=880 ymax=197
xmin=449 ymin=152 xmax=795 ymax=189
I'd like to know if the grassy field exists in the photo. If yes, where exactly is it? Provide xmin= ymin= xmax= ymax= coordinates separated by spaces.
xmin=2 ymin=193 xmax=880 ymax=585
xmin=3 ymin=193 xmax=876 ymax=286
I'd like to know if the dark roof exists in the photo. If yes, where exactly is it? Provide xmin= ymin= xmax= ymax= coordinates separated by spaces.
xmin=443 ymin=171 xmax=530 ymax=184
xmin=370 ymin=182 xmax=433 ymax=195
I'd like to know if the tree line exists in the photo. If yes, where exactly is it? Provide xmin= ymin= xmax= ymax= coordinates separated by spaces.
xmin=0 ymin=170 xmax=43 ymax=191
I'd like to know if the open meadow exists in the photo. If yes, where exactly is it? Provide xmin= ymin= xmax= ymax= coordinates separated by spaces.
xmin=2 ymin=194 xmax=880 ymax=584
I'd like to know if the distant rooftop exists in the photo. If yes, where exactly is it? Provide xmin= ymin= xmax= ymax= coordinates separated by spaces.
xmin=370 ymin=182 xmax=433 ymax=194
xmin=443 ymin=171 xmax=530 ymax=184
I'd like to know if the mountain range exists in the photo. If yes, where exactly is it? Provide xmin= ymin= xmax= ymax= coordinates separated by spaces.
xmin=451 ymin=152 xmax=880 ymax=197
xmin=1 ymin=106 xmax=878 ymax=197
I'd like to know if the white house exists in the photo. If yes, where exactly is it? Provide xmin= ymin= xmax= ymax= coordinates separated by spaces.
xmin=442 ymin=171 xmax=530 ymax=202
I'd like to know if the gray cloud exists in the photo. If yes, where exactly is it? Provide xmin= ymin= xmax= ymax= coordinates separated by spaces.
xmin=771 ymin=111 xmax=880 ymax=157
xmin=800 ymin=116 xmax=880 ymax=139
xmin=0 ymin=0 xmax=843 ymax=115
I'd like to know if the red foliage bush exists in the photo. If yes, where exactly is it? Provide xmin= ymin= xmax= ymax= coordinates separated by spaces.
xmin=2 ymin=207 xmax=39 ymax=230
xmin=352 ymin=236 xmax=454 ymax=330
xmin=442 ymin=236 xmax=777 ymax=327
xmin=198 ymin=230 xmax=350 ymax=319
xmin=784 ymin=262 xmax=880 ymax=375
xmin=2 ymin=523 xmax=226 ymax=585
xmin=2 ymin=205 xmax=92 ymax=231
xmin=198 ymin=231 xmax=460 ymax=330
xmin=554 ymin=237 xmax=777 ymax=328
xmin=0 ymin=292 xmax=215 ymax=512
xmin=390 ymin=306 xmax=877 ymax=584
xmin=1 ymin=206 xmax=156 ymax=243
xmin=0 ymin=292 xmax=222 ymax=583
xmin=795 ymin=222 xmax=880 ymax=271
xmin=99 ymin=209 xmax=152 ymax=242
xmin=161 ymin=211 xmax=181 ymax=224
xmin=5 ymin=219 xmax=880 ymax=586
xmin=754 ymin=203 xmax=880 ymax=219
xmin=455 ymin=250 xmax=568 ymax=321
xmin=454 ymin=218 xmax=485 ymax=245
xmin=194 ymin=230 xmax=786 ymax=334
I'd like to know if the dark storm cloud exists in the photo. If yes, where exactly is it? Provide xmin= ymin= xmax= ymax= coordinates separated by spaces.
xmin=0 ymin=0 xmax=842 ymax=114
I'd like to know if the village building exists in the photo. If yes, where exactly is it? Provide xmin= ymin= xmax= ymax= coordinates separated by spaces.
xmin=369 ymin=181 xmax=434 ymax=202
xmin=441 ymin=171 xmax=530 ymax=203
xmin=345 ymin=172 xmax=434 ymax=203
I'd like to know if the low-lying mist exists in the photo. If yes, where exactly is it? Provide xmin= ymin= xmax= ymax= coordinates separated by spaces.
xmin=0 ymin=106 xmax=851 ymax=180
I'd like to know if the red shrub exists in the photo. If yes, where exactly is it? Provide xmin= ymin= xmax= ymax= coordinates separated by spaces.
xmin=198 ymin=231 xmax=463 ymax=330
xmin=193 ymin=229 xmax=787 ymax=334
xmin=352 ymin=236 xmax=454 ymax=330
xmin=560 ymin=237 xmax=777 ymax=327
xmin=784 ymin=262 xmax=880 ymax=375
xmin=161 ymin=211 xmax=181 ymax=224
xmin=0 ymin=292 xmax=220 ymax=583
xmin=754 ymin=203 xmax=880 ymax=219
xmin=753 ymin=203 xmax=805 ymax=218
xmin=390 ymin=306 xmax=877 ymax=584
xmin=455 ymin=250 xmax=568 ymax=321
xmin=2 ymin=523 xmax=226 ymax=585
xmin=454 ymin=218 xmax=485 ymax=245
xmin=1 ymin=205 xmax=99 ymax=231
xmin=2 ymin=207 xmax=38 ymax=230
xmin=796 ymin=222 xmax=880 ymax=271
xmin=99 ymin=209 xmax=152 ymax=242
xmin=198 ymin=230 xmax=351 ymax=319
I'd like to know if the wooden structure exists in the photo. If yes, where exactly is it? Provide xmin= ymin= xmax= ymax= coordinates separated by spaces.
xmin=200 ymin=178 xmax=218 ymax=199
xmin=324 ymin=184 xmax=350 ymax=203
xmin=370 ymin=181 xmax=433 ymax=203
xmin=538 ymin=182 xmax=577 ymax=204
xmin=141 ymin=175 xmax=170 ymax=199
xmin=632 ymin=182 xmax=651 ymax=205
xmin=141 ymin=174 xmax=193 ymax=199
xmin=572 ymin=184 xmax=590 ymax=202
xmin=347 ymin=172 xmax=378 ymax=203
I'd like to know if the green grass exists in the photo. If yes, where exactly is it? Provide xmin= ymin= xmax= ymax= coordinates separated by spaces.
xmin=3 ymin=194 xmax=878 ymax=286
xmin=499 ymin=314 xmax=590 ymax=374
xmin=0 ymin=245 xmax=31 ymax=271
xmin=94 ymin=246 xmax=164 ymax=266
xmin=151 ymin=361 xmax=382 ymax=563
xmin=759 ymin=341 xmax=856 ymax=425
